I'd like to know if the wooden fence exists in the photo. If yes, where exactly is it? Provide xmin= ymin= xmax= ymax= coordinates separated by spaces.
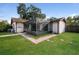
xmin=66 ymin=25 xmax=79 ymax=32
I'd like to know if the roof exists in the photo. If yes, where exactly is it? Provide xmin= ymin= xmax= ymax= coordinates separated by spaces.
xmin=11 ymin=18 xmax=28 ymax=23
xmin=50 ymin=17 xmax=66 ymax=23
xmin=28 ymin=18 xmax=49 ymax=24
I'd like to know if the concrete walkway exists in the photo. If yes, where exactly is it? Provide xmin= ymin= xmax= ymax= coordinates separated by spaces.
xmin=0 ymin=33 xmax=57 ymax=44
xmin=19 ymin=33 xmax=57 ymax=44
xmin=35 ymin=34 xmax=56 ymax=44
xmin=18 ymin=33 xmax=37 ymax=44
xmin=0 ymin=34 xmax=19 ymax=38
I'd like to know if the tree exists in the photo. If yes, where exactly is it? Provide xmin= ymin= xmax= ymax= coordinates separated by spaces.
xmin=17 ymin=3 xmax=26 ymax=19
xmin=0 ymin=21 xmax=11 ymax=32
xmin=66 ymin=16 xmax=73 ymax=25
xmin=0 ymin=22 xmax=6 ymax=31
xmin=49 ymin=17 xmax=57 ymax=21
xmin=66 ymin=15 xmax=79 ymax=26
xmin=73 ymin=15 xmax=79 ymax=25
xmin=17 ymin=4 xmax=46 ymax=21
xmin=26 ymin=5 xmax=46 ymax=20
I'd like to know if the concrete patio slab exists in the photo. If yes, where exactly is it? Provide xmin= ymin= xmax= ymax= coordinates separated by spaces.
xmin=0 ymin=34 xmax=19 ymax=38
xmin=19 ymin=33 xmax=57 ymax=44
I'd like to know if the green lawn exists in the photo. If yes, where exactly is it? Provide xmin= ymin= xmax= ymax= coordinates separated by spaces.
xmin=0 ymin=32 xmax=79 ymax=55
xmin=0 ymin=32 xmax=15 ymax=35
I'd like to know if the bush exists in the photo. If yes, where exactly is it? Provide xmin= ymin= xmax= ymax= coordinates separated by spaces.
xmin=0 ymin=22 xmax=12 ymax=32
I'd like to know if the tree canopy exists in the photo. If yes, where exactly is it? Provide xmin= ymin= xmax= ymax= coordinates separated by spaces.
xmin=66 ymin=15 xmax=79 ymax=26
xmin=49 ymin=17 xmax=57 ymax=20
xmin=0 ymin=21 xmax=11 ymax=32
xmin=26 ymin=4 xmax=46 ymax=20
xmin=17 ymin=3 xmax=27 ymax=19
xmin=17 ymin=4 xmax=46 ymax=20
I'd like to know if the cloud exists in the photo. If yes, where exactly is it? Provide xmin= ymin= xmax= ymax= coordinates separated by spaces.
xmin=70 ymin=13 xmax=77 ymax=17
xmin=66 ymin=13 xmax=78 ymax=18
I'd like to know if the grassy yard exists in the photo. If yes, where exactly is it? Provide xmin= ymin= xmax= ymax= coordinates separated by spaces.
xmin=0 ymin=32 xmax=15 ymax=35
xmin=0 ymin=32 xmax=79 ymax=55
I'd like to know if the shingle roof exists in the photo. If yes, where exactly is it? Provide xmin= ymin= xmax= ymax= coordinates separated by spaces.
xmin=11 ymin=18 xmax=28 ymax=23
xmin=50 ymin=17 xmax=66 ymax=22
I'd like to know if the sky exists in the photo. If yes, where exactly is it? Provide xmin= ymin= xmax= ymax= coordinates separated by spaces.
xmin=0 ymin=3 xmax=79 ymax=23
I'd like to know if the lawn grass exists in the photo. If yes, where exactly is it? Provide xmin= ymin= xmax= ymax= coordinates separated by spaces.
xmin=0 ymin=32 xmax=15 ymax=35
xmin=0 ymin=32 xmax=79 ymax=55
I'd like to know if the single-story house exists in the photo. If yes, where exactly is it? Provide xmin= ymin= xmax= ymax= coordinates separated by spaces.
xmin=48 ymin=18 xmax=66 ymax=34
xmin=11 ymin=18 xmax=28 ymax=32
xmin=26 ymin=18 xmax=49 ymax=35
xmin=11 ymin=17 xmax=66 ymax=35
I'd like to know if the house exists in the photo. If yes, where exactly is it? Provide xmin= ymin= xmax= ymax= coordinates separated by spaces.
xmin=26 ymin=18 xmax=49 ymax=35
xmin=48 ymin=17 xmax=66 ymax=34
xmin=11 ymin=18 xmax=27 ymax=32
xmin=11 ymin=17 xmax=66 ymax=35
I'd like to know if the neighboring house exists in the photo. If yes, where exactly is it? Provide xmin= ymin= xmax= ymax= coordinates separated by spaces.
xmin=11 ymin=17 xmax=66 ymax=35
xmin=11 ymin=18 xmax=27 ymax=32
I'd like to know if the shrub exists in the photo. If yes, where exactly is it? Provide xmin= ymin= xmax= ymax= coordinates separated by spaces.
xmin=0 ymin=21 xmax=12 ymax=32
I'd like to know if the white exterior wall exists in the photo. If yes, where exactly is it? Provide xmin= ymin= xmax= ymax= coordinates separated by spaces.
xmin=59 ymin=21 xmax=65 ymax=33
xmin=12 ymin=22 xmax=17 ymax=32
xmin=16 ymin=23 xmax=24 ymax=32
xmin=52 ymin=22 xmax=58 ymax=33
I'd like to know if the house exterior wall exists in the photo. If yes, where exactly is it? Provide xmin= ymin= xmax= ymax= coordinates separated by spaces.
xmin=52 ymin=22 xmax=58 ymax=33
xmin=12 ymin=22 xmax=17 ymax=32
xmin=12 ymin=22 xmax=24 ymax=33
xmin=59 ymin=21 xmax=65 ymax=33
xmin=16 ymin=23 xmax=24 ymax=32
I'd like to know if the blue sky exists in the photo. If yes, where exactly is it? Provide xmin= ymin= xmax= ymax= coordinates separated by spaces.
xmin=0 ymin=3 xmax=79 ymax=23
